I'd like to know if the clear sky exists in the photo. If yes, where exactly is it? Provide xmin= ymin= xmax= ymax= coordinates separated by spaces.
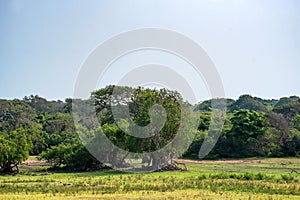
xmin=1 ymin=0 xmax=299 ymax=102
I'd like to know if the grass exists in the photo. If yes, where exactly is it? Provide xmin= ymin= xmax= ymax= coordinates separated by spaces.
xmin=0 ymin=158 xmax=299 ymax=199
xmin=187 ymin=158 xmax=300 ymax=174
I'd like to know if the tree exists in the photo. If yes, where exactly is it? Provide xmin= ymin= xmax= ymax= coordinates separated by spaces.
xmin=25 ymin=125 xmax=48 ymax=155
xmin=260 ymin=112 xmax=289 ymax=157
xmin=273 ymin=99 xmax=300 ymax=121
xmin=23 ymin=95 xmax=65 ymax=114
xmin=229 ymin=95 xmax=268 ymax=112
xmin=230 ymin=110 xmax=265 ymax=137
xmin=222 ymin=110 xmax=266 ymax=157
xmin=0 ymin=128 xmax=31 ymax=174
xmin=183 ymin=130 xmax=207 ymax=159
xmin=89 ymin=86 xmax=192 ymax=170
xmin=198 ymin=112 xmax=211 ymax=131
xmin=0 ymin=99 xmax=35 ymax=132
xmin=194 ymin=98 xmax=235 ymax=112
xmin=275 ymin=96 xmax=300 ymax=107
xmin=288 ymin=114 xmax=300 ymax=157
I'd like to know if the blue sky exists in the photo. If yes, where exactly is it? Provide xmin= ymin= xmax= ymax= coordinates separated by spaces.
xmin=1 ymin=0 xmax=299 ymax=102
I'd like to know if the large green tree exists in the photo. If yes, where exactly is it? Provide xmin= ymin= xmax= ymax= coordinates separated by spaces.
xmin=220 ymin=110 xmax=266 ymax=157
xmin=90 ymin=85 xmax=192 ymax=169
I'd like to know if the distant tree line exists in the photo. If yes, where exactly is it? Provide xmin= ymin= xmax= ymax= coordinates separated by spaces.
xmin=186 ymin=95 xmax=300 ymax=159
xmin=0 ymin=89 xmax=299 ymax=174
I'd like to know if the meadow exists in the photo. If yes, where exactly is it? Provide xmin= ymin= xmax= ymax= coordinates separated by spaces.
xmin=0 ymin=158 xmax=299 ymax=200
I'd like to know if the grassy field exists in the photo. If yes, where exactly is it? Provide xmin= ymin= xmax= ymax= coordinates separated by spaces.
xmin=0 ymin=158 xmax=299 ymax=199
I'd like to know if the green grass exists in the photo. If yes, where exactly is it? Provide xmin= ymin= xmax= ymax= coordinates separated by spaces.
xmin=187 ymin=158 xmax=300 ymax=174
xmin=0 ymin=158 xmax=299 ymax=199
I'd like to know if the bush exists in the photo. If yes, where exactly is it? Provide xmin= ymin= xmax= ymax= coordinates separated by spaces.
xmin=38 ymin=140 xmax=102 ymax=171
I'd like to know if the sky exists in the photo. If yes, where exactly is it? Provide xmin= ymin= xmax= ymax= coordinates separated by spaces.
xmin=0 ymin=0 xmax=299 ymax=102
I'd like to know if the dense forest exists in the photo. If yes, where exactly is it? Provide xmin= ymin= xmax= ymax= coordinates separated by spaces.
xmin=0 ymin=85 xmax=299 ymax=174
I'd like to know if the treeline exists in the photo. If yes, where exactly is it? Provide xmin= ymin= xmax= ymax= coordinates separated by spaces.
xmin=186 ymin=95 xmax=300 ymax=159
xmin=0 ymin=87 xmax=299 ymax=173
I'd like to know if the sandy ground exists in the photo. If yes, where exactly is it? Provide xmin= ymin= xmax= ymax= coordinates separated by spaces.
xmin=22 ymin=159 xmax=50 ymax=169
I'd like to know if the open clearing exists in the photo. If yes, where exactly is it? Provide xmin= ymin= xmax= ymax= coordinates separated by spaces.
xmin=0 ymin=158 xmax=299 ymax=200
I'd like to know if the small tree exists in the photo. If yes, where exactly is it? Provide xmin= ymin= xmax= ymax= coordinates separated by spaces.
xmin=0 ymin=128 xmax=31 ymax=174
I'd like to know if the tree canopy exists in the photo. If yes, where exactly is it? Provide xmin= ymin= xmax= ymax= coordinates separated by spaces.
xmin=0 ymin=90 xmax=299 ymax=173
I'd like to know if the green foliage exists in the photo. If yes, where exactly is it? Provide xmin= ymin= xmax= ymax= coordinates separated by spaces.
xmin=0 ymin=88 xmax=300 ymax=173
xmin=38 ymin=136 xmax=101 ymax=171
xmin=24 ymin=125 xmax=48 ymax=155
xmin=0 ymin=99 xmax=35 ymax=132
xmin=183 ymin=130 xmax=207 ymax=159
xmin=92 ymin=85 xmax=186 ymax=166
xmin=229 ymin=94 xmax=268 ymax=112
xmin=292 ymin=114 xmax=300 ymax=131
xmin=23 ymin=95 xmax=65 ymax=114
xmin=198 ymin=112 xmax=211 ymax=131
xmin=229 ymin=109 xmax=266 ymax=138
xmin=194 ymin=98 xmax=235 ymax=112
xmin=275 ymin=96 xmax=300 ymax=107
xmin=0 ymin=128 xmax=32 ymax=174
xmin=185 ymin=109 xmax=268 ymax=158
xmin=39 ymin=112 xmax=75 ymax=135
xmin=273 ymin=99 xmax=300 ymax=120
xmin=289 ymin=115 xmax=300 ymax=156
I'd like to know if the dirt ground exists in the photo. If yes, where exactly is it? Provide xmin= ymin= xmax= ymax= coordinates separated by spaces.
xmin=21 ymin=159 xmax=50 ymax=171
xmin=22 ymin=158 xmax=263 ymax=168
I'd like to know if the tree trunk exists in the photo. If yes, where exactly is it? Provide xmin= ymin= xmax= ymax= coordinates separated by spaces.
xmin=0 ymin=162 xmax=13 ymax=174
